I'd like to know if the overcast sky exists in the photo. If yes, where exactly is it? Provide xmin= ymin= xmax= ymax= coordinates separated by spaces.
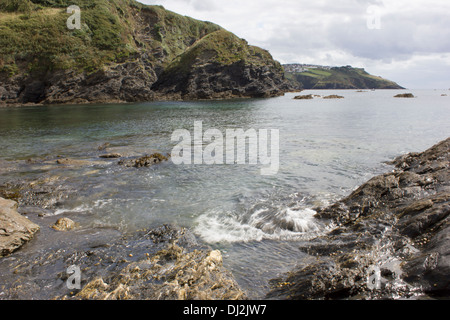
xmin=140 ymin=0 xmax=450 ymax=89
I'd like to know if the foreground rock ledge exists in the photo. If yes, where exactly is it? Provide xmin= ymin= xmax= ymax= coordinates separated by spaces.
xmin=58 ymin=225 xmax=246 ymax=300
xmin=0 ymin=197 xmax=40 ymax=257
xmin=267 ymin=138 xmax=449 ymax=299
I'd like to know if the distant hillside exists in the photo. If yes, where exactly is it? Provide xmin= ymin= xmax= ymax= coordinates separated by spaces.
xmin=0 ymin=0 xmax=291 ymax=105
xmin=284 ymin=64 xmax=404 ymax=90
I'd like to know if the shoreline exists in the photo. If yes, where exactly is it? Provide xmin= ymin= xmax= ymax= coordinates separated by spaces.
xmin=1 ymin=87 xmax=429 ymax=109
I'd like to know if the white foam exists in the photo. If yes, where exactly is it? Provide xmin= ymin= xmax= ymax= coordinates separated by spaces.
xmin=194 ymin=206 xmax=324 ymax=243
xmin=53 ymin=204 xmax=91 ymax=216
xmin=53 ymin=198 xmax=114 ymax=216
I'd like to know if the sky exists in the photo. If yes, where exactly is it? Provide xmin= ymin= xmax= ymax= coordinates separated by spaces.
xmin=139 ymin=0 xmax=450 ymax=89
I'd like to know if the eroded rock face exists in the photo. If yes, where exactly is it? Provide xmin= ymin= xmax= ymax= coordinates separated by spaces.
xmin=152 ymin=59 xmax=289 ymax=100
xmin=0 ymin=61 xmax=158 ymax=106
xmin=267 ymin=138 xmax=450 ymax=299
xmin=71 ymin=243 xmax=245 ymax=300
xmin=0 ymin=197 xmax=40 ymax=257
xmin=57 ymin=225 xmax=246 ymax=300
xmin=0 ymin=221 xmax=246 ymax=300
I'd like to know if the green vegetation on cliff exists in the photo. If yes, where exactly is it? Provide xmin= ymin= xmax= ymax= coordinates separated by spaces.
xmin=1 ymin=0 xmax=135 ymax=74
xmin=162 ymin=29 xmax=283 ymax=77
xmin=0 ymin=0 xmax=221 ymax=75
xmin=284 ymin=64 xmax=404 ymax=89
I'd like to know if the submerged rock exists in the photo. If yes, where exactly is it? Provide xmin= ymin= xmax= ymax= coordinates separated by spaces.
xmin=294 ymin=94 xmax=314 ymax=100
xmin=323 ymin=95 xmax=344 ymax=99
xmin=51 ymin=218 xmax=78 ymax=232
xmin=97 ymin=143 xmax=111 ymax=151
xmin=267 ymin=138 xmax=450 ymax=299
xmin=99 ymin=153 xmax=122 ymax=159
xmin=56 ymin=158 xmax=103 ymax=167
xmin=0 ymin=197 xmax=40 ymax=257
xmin=1 ymin=174 xmax=73 ymax=209
xmin=118 ymin=153 xmax=170 ymax=168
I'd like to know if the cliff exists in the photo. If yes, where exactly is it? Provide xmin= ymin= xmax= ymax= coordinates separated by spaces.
xmin=284 ymin=64 xmax=404 ymax=90
xmin=0 ymin=0 xmax=291 ymax=106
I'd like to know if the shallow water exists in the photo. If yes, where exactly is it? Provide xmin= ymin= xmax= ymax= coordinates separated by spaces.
xmin=1 ymin=89 xmax=449 ymax=298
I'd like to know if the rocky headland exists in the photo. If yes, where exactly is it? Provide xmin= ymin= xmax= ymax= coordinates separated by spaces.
xmin=284 ymin=64 xmax=404 ymax=90
xmin=0 ymin=0 xmax=292 ymax=106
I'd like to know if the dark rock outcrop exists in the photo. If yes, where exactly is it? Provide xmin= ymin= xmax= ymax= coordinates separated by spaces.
xmin=394 ymin=93 xmax=415 ymax=98
xmin=293 ymin=94 xmax=314 ymax=100
xmin=1 ymin=61 xmax=157 ymax=106
xmin=118 ymin=153 xmax=169 ymax=168
xmin=267 ymin=138 xmax=450 ymax=299
xmin=151 ymin=30 xmax=290 ymax=100
xmin=99 ymin=153 xmax=122 ymax=159
xmin=323 ymin=95 xmax=344 ymax=99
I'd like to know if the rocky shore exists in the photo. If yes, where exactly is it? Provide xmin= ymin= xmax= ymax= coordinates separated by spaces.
xmin=1 ymin=138 xmax=449 ymax=300
xmin=0 ymin=199 xmax=246 ymax=300
xmin=267 ymin=138 xmax=449 ymax=299
xmin=0 ymin=150 xmax=245 ymax=300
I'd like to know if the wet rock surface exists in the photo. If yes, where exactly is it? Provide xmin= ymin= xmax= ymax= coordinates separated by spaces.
xmin=1 ymin=151 xmax=247 ymax=300
xmin=267 ymin=138 xmax=450 ymax=299
xmin=0 ymin=197 xmax=40 ymax=257
xmin=0 ymin=224 xmax=246 ymax=300
xmin=118 ymin=153 xmax=170 ymax=168
xmin=51 ymin=218 xmax=78 ymax=232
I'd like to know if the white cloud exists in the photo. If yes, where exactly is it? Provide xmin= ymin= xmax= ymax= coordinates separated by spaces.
xmin=139 ymin=0 xmax=450 ymax=88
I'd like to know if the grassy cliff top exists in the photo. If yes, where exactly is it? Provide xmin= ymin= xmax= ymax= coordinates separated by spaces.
xmin=0 ymin=0 xmax=222 ymax=76
xmin=162 ymin=29 xmax=283 ymax=76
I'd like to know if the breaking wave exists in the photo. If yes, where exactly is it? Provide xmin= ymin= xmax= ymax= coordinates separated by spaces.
xmin=195 ymin=201 xmax=325 ymax=243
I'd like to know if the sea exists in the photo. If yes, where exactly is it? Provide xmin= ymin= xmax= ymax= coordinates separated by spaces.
xmin=0 ymin=89 xmax=449 ymax=299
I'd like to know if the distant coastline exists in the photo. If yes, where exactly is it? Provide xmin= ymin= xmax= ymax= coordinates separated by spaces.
xmin=284 ymin=63 xmax=404 ymax=90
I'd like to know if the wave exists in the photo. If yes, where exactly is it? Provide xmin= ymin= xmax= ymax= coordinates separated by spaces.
xmin=194 ymin=203 xmax=326 ymax=243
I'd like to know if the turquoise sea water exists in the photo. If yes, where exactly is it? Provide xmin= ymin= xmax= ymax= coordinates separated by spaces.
xmin=0 ymin=89 xmax=449 ymax=298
